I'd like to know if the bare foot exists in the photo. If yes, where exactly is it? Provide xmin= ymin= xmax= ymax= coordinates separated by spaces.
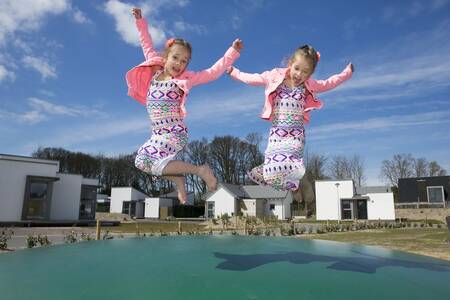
xmin=198 ymin=165 xmax=217 ymax=192
xmin=164 ymin=176 xmax=187 ymax=204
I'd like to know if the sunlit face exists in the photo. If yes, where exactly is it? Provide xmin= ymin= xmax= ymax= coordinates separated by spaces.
xmin=288 ymin=55 xmax=314 ymax=87
xmin=164 ymin=44 xmax=190 ymax=77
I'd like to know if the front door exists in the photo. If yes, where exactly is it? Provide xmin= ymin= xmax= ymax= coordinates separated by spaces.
xmin=356 ymin=200 xmax=368 ymax=219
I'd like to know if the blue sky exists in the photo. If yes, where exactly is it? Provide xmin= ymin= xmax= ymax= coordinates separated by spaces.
xmin=1 ymin=0 xmax=450 ymax=185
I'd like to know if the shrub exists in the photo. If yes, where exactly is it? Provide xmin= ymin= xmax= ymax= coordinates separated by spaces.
xmin=64 ymin=231 xmax=78 ymax=243
xmin=0 ymin=228 xmax=13 ymax=250
xmin=26 ymin=236 xmax=39 ymax=248
xmin=37 ymin=235 xmax=51 ymax=246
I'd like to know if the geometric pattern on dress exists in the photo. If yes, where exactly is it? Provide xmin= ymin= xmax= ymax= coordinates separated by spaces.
xmin=135 ymin=74 xmax=188 ymax=176
xmin=253 ymin=83 xmax=307 ymax=191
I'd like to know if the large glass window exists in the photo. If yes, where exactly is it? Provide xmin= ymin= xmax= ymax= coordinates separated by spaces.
xmin=22 ymin=176 xmax=56 ymax=221
xmin=79 ymin=185 xmax=97 ymax=220
xmin=207 ymin=202 xmax=215 ymax=219
xmin=427 ymin=186 xmax=444 ymax=203
xmin=341 ymin=200 xmax=353 ymax=220
xmin=122 ymin=201 xmax=130 ymax=215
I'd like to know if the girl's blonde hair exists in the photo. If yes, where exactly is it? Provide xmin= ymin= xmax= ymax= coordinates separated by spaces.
xmin=162 ymin=38 xmax=192 ymax=60
xmin=289 ymin=44 xmax=319 ymax=71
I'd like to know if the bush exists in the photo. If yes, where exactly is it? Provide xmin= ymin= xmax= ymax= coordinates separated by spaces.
xmin=26 ymin=236 xmax=39 ymax=248
xmin=0 ymin=228 xmax=13 ymax=250
xmin=64 ymin=231 xmax=78 ymax=243
xmin=37 ymin=235 xmax=51 ymax=246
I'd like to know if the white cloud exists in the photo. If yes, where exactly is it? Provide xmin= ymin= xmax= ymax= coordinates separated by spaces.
xmin=104 ymin=0 xmax=167 ymax=47
xmin=104 ymin=0 xmax=203 ymax=47
xmin=0 ymin=0 xmax=70 ymax=45
xmin=0 ymin=65 xmax=15 ymax=82
xmin=321 ymin=21 xmax=450 ymax=110
xmin=24 ymin=117 xmax=148 ymax=151
xmin=28 ymin=98 xmax=101 ymax=117
xmin=230 ymin=14 xmax=242 ymax=30
xmin=20 ymin=110 xmax=47 ymax=124
xmin=431 ymin=0 xmax=449 ymax=10
xmin=309 ymin=110 xmax=450 ymax=141
xmin=72 ymin=7 xmax=92 ymax=24
xmin=173 ymin=21 xmax=206 ymax=35
xmin=22 ymin=56 xmax=57 ymax=79
xmin=382 ymin=0 xmax=449 ymax=23
xmin=0 ymin=97 xmax=102 ymax=125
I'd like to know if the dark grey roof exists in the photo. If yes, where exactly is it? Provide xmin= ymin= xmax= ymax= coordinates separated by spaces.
xmin=160 ymin=190 xmax=194 ymax=198
xmin=242 ymin=185 xmax=289 ymax=199
xmin=219 ymin=183 xmax=247 ymax=198
xmin=356 ymin=186 xmax=391 ymax=194
xmin=210 ymin=183 xmax=289 ymax=199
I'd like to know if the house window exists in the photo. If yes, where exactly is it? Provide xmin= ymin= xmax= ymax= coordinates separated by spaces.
xmin=122 ymin=201 xmax=130 ymax=215
xmin=269 ymin=204 xmax=275 ymax=211
xmin=22 ymin=176 xmax=57 ymax=221
xmin=79 ymin=185 xmax=97 ymax=220
xmin=341 ymin=200 xmax=353 ymax=220
xmin=207 ymin=202 xmax=215 ymax=218
xmin=427 ymin=186 xmax=444 ymax=203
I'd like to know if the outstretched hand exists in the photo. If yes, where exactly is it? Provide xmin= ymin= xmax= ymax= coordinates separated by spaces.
xmin=132 ymin=7 xmax=142 ymax=19
xmin=232 ymin=39 xmax=243 ymax=52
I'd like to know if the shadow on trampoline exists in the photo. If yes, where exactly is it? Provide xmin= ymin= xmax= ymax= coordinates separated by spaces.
xmin=214 ymin=251 xmax=450 ymax=274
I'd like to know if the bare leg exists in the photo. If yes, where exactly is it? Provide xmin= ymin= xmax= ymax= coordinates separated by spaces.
xmin=162 ymin=175 xmax=187 ymax=204
xmin=162 ymin=160 xmax=217 ymax=192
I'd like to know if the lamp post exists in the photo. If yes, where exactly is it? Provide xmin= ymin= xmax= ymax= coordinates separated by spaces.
xmin=335 ymin=183 xmax=341 ymax=222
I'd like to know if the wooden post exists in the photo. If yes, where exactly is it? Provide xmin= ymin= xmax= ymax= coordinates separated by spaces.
xmin=96 ymin=219 xmax=101 ymax=240
xmin=178 ymin=221 xmax=182 ymax=234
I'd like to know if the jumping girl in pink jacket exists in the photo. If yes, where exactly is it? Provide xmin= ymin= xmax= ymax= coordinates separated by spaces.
xmin=228 ymin=45 xmax=354 ymax=191
xmin=126 ymin=8 xmax=243 ymax=203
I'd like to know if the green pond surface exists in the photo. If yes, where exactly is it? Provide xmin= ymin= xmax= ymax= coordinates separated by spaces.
xmin=0 ymin=236 xmax=449 ymax=300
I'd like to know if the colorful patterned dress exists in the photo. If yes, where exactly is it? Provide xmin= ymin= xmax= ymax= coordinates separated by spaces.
xmin=247 ymin=83 xmax=306 ymax=190
xmin=134 ymin=72 xmax=188 ymax=176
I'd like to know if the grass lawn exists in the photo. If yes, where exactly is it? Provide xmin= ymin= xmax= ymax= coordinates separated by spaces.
xmin=298 ymin=228 xmax=450 ymax=261
xmin=102 ymin=222 xmax=207 ymax=234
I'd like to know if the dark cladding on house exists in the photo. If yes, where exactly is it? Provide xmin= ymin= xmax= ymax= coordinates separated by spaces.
xmin=398 ymin=176 xmax=449 ymax=208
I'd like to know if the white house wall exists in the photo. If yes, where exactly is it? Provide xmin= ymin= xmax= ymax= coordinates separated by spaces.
xmin=110 ymin=188 xmax=130 ymax=213
xmin=110 ymin=187 xmax=148 ymax=214
xmin=0 ymin=157 xmax=58 ymax=222
xmin=145 ymin=197 xmax=173 ymax=218
xmin=366 ymin=193 xmax=395 ymax=220
xmin=316 ymin=180 xmax=354 ymax=220
xmin=242 ymin=199 xmax=257 ymax=217
xmin=145 ymin=198 xmax=160 ymax=218
xmin=265 ymin=197 xmax=292 ymax=220
xmin=51 ymin=173 xmax=82 ymax=220
xmin=207 ymin=188 xmax=236 ymax=218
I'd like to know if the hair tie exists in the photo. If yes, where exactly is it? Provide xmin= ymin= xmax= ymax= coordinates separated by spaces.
xmin=316 ymin=51 xmax=321 ymax=62
xmin=165 ymin=38 xmax=175 ymax=48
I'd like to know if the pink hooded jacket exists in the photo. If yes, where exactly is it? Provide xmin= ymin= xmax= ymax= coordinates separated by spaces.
xmin=126 ymin=18 xmax=240 ymax=118
xmin=229 ymin=64 xmax=353 ymax=123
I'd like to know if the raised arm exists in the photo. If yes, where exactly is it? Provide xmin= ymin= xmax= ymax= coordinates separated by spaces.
xmin=132 ymin=8 xmax=158 ymax=61
xmin=228 ymin=67 xmax=268 ymax=86
xmin=309 ymin=63 xmax=354 ymax=93
xmin=188 ymin=39 xmax=242 ymax=87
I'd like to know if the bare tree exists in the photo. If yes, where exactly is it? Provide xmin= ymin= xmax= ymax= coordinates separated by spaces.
xmin=380 ymin=154 xmax=414 ymax=187
xmin=413 ymin=157 xmax=428 ymax=177
xmin=327 ymin=155 xmax=352 ymax=180
xmin=350 ymin=155 xmax=366 ymax=188
xmin=428 ymin=161 xmax=447 ymax=176
xmin=209 ymin=136 xmax=240 ymax=184
xmin=185 ymin=139 xmax=210 ymax=199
